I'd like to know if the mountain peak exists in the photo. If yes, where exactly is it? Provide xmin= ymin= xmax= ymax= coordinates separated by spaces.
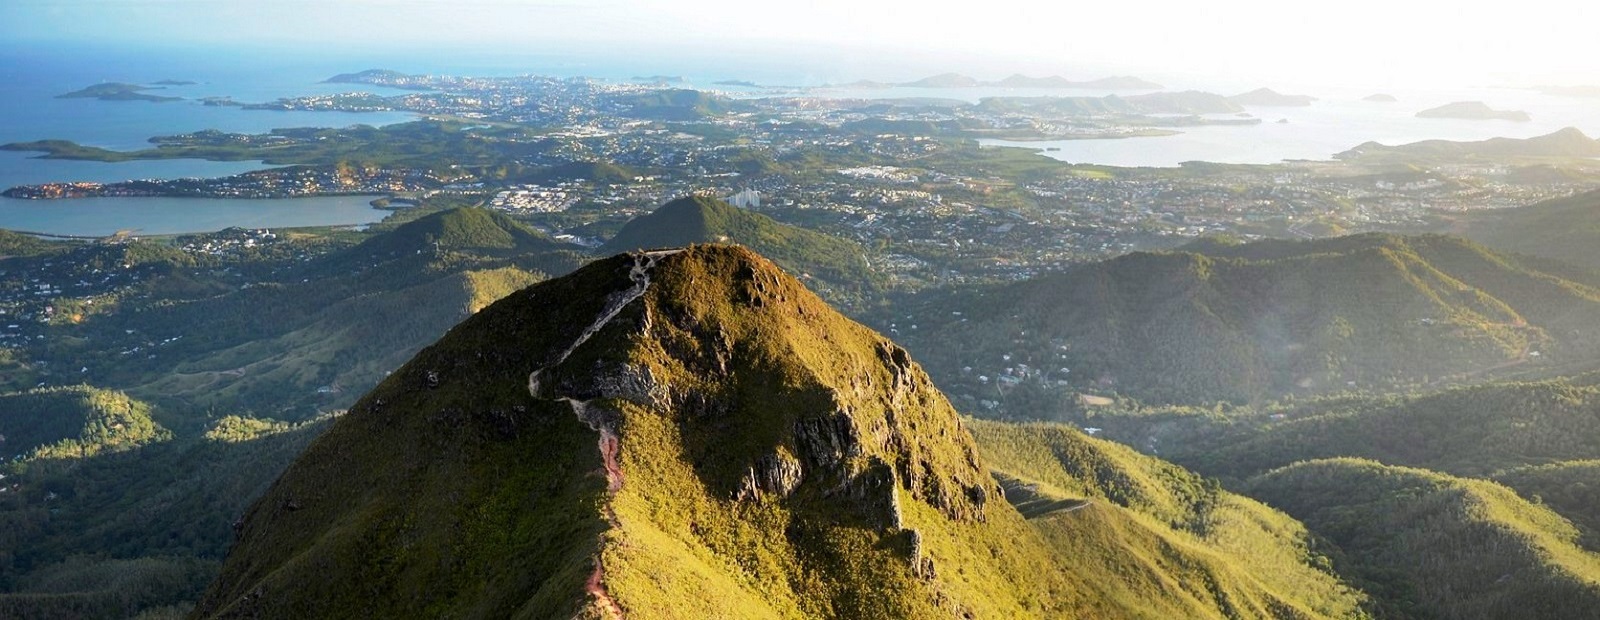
xmin=195 ymin=245 xmax=998 ymax=618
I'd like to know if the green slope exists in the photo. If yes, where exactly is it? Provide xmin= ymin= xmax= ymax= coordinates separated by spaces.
xmin=1248 ymin=459 xmax=1600 ymax=619
xmin=1459 ymin=189 xmax=1600 ymax=272
xmin=0 ymin=414 xmax=323 ymax=619
xmin=896 ymin=233 xmax=1600 ymax=407
xmin=192 ymin=246 xmax=1365 ymax=619
xmin=1164 ymin=378 xmax=1600 ymax=480
xmin=1497 ymin=460 xmax=1600 ymax=550
xmin=50 ymin=209 xmax=584 ymax=417
xmin=0 ymin=386 xmax=168 ymax=461
xmin=970 ymin=420 xmax=1367 ymax=619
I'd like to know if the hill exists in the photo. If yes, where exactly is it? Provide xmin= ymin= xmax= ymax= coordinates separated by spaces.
xmin=1496 ymin=460 xmax=1600 ymax=550
xmin=606 ymin=89 xmax=733 ymax=121
xmin=891 ymin=233 xmax=1600 ymax=407
xmin=601 ymin=195 xmax=875 ymax=300
xmin=1456 ymin=188 xmax=1600 ymax=271
xmin=1247 ymin=459 xmax=1600 ymax=619
xmin=313 ymin=206 xmax=571 ymax=274
xmin=46 ymin=209 xmax=584 ymax=417
xmin=0 ymin=412 xmax=326 ymax=619
xmin=1229 ymin=88 xmax=1316 ymax=106
xmin=1416 ymin=101 xmax=1531 ymax=121
xmin=968 ymin=420 xmax=1367 ymax=618
xmin=192 ymin=246 xmax=1366 ymax=619
xmin=0 ymin=231 xmax=64 ymax=258
xmin=1164 ymin=378 xmax=1600 ymax=480
xmin=1338 ymin=127 xmax=1600 ymax=162
xmin=0 ymin=386 xmax=167 ymax=461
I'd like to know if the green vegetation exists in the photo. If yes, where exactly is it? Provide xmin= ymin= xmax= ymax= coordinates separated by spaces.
xmin=1459 ymin=188 xmax=1600 ymax=271
xmin=1166 ymin=379 xmax=1600 ymax=480
xmin=896 ymin=233 xmax=1600 ymax=407
xmin=0 ymin=386 xmax=168 ymax=460
xmin=0 ymin=231 xmax=65 ymax=257
xmin=1497 ymin=461 xmax=1600 ymax=550
xmin=193 ymin=246 xmax=1368 ymax=618
xmin=609 ymin=89 xmax=738 ymax=120
xmin=970 ymin=420 xmax=1368 ymax=618
xmin=2 ymin=120 xmax=553 ymax=168
xmin=601 ymin=195 xmax=880 ymax=302
xmin=1247 ymin=459 xmax=1600 ymax=619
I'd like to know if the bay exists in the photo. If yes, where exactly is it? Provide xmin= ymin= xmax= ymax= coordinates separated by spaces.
xmin=977 ymin=86 xmax=1600 ymax=167
xmin=0 ymin=195 xmax=389 ymax=237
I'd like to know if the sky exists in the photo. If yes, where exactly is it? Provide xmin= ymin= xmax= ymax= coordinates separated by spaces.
xmin=3 ymin=0 xmax=1597 ymax=89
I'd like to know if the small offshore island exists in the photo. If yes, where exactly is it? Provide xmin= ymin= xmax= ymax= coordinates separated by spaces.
xmin=1417 ymin=101 xmax=1531 ymax=121
xmin=1228 ymin=87 xmax=1318 ymax=107
xmin=56 ymin=82 xmax=181 ymax=102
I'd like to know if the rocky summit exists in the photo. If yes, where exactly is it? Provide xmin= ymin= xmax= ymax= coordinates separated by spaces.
xmin=190 ymin=245 xmax=1363 ymax=619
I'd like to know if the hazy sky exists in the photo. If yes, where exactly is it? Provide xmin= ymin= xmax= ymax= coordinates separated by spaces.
xmin=4 ymin=0 xmax=1595 ymax=88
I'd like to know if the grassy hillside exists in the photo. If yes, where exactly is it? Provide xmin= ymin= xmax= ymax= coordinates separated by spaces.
xmin=970 ymin=420 xmax=1367 ymax=619
xmin=1496 ymin=460 xmax=1600 ymax=551
xmin=37 ymin=209 xmax=583 ymax=418
xmin=1460 ymin=189 xmax=1600 ymax=272
xmin=1247 ymin=459 xmax=1600 ymax=619
xmin=0 ymin=411 xmax=324 ymax=619
xmin=193 ymin=246 xmax=1366 ymax=619
xmin=895 ymin=233 xmax=1600 ymax=408
xmin=1162 ymin=378 xmax=1600 ymax=481
xmin=0 ymin=231 xmax=65 ymax=258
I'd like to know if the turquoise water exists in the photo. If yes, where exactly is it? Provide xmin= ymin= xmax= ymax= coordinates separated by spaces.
xmin=0 ymin=44 xmax=421 ymax=234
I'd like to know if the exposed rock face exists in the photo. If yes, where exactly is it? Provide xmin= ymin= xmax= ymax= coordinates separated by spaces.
xmin=193 ymin=246 xmax=1005 ymax=619
xmin=735 ymin=451 xmax=804 ymax=501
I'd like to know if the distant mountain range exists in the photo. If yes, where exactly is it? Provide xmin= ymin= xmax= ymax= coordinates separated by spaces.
xmin=897 ymin=72 xmax=1164 ymax=90
xmin=1338 ymin=127 xmax=1600 ymax=161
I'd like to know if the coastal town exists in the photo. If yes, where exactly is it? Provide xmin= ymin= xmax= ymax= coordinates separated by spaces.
xmin=4 ymin=69 xmax=1598 ymax=289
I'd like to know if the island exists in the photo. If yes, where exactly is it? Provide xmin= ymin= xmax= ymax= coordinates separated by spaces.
xmin=632 ymin=75 xmax=686 ymax=84
xmin=712 ymin=80 xmax=760 ymax=88
xmin=1416 ymin=101 xmax=1530 ymax=121
xmin=1363 ymin=93 xmax=1398 ymax=102
xmin=151 ymin=79 xmax=196 ymax=86
xmin=1336 ymin=127 xmax=1598 ymax=161
xmin=56 ymin=82 xmax=181 ymax=102
xmin=1228 ymin=88 xmax=1317 ymax=107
